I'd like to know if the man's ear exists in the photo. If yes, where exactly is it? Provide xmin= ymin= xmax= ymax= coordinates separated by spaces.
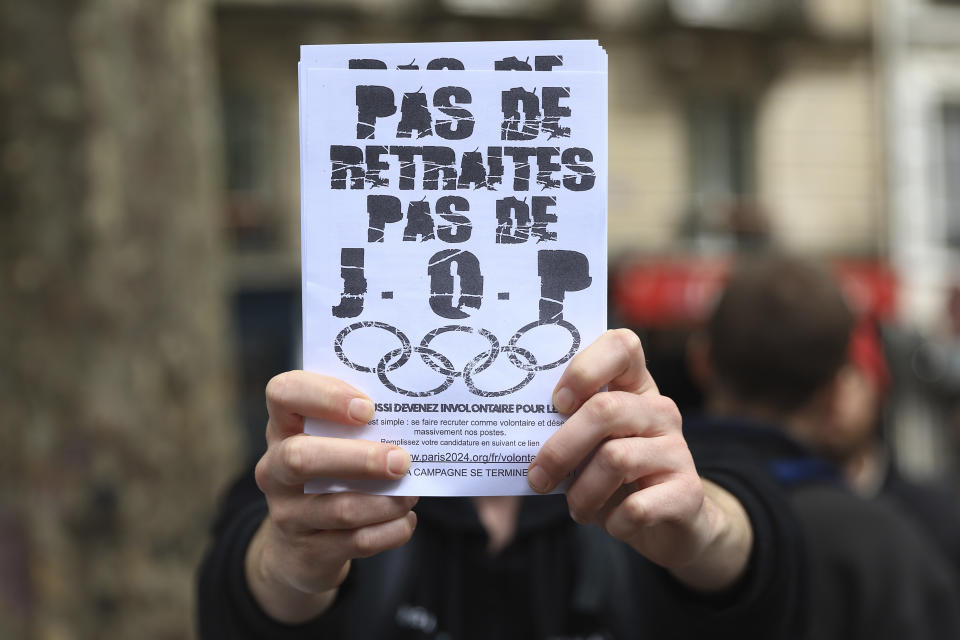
xmin=686 ymin=330 xmax=713 ymax=393
xmin=813 ymin=366 xmax=850 ymax=424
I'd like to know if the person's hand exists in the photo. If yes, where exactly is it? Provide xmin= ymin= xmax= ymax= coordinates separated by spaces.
xmin=245 ymin=371 xmax=418 ymax=623
xmin=527 ymin=329 xmax=753 ymax=591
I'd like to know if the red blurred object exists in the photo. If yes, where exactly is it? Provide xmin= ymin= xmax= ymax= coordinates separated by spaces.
xmin=612 ymin=256 xmax=898 ymax=328
xmin=848 ymin=318 xmax=892 ymax=394
xmin=832 ymin=259 xmax=898 ymax=322
xmin=612 ymin=257 xmax=731 ymax=328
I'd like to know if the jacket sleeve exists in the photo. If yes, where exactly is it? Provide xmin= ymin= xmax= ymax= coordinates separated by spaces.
xmin=637 ymin=457 xmax=811 ymax=640
xmin=196 ymin=466 xmax=356 ymax=640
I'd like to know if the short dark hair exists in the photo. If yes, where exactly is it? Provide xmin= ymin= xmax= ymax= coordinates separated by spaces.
xmin=706 ymin=253 xmax=853 ymax=412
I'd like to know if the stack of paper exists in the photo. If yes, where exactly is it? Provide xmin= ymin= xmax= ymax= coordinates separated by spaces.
xmin=299 ymin=41 xmax=608 ymax=495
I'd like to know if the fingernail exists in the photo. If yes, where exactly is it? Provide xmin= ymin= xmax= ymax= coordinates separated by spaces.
xmin=348 ymin=398 xmax=375 ymax=423
xmin=387 ymin=449 xmax=411 ymax=477
xmin=528 ymin=464 xmax=550 ymax=493
xmin=554 ymin=387 xmax=575 ymax=414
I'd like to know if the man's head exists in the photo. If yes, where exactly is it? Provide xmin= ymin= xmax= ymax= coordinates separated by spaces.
xmin=697 ymin=253 xmax=853 ymax=421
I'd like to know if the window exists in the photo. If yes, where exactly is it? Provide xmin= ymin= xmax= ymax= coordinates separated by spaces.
xmin=232 ymin=288 xmax=301 ymax=457
xmin=942 ymin=102 xmax=960 ymax=248
xmin=682 ymin=93 xmax=765 ymax=248
xmin=221 ymin=86 xmax=278 ymax=250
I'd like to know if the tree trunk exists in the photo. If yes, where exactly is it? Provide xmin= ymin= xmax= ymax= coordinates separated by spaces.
xmin=0 ymin=1 xmax=242 ymax=637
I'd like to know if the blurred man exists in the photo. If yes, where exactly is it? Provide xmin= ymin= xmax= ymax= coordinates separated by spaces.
xmin=815 ymin=318 xmax=960 ymax=587
xmin=687 ymin=252 xmax=960 ymax=640
xmin=199 ymin=329 xmax=811 ymax=639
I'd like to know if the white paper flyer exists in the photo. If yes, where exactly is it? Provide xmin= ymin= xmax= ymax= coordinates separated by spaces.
xmin=299 ymin=41 xmax=607 ymax=495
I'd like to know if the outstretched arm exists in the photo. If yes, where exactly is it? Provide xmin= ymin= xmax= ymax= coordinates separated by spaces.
xmin=527 ymin=328 xmax=753 ymax=591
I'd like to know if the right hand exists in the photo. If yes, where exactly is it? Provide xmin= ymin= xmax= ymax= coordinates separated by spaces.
xmin=245 ymin=370 xmax=418 ymax=623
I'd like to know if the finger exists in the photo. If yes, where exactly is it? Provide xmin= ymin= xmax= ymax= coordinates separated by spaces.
xmin=321 ymin=511 xmax=418 ymax=560
xmin=552 ymin=329 xmax=656 ymax=415
xmin=277 ymin=511 xmax=418 ymax=593
xmin=528 ymin=392 xmax=681 ymax=493
xmin=566 ymin=435 xmax=686 ymax=524
xmin=271 ymin=494 xmax=418 ymax=533
xmin=602 ymin=474 xmax=703 ymax=543
xmin=265 ymin=371 xmax=375 ymax=440
xmin=592 ymin=483 xmax=636 ymax=525
xmin=257 ymin=436 xmax=411 ymax=493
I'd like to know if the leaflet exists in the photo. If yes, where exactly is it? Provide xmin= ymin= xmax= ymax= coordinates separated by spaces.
xmin=299 ymin=42 xmax=607 ymax=495
xmin=299 ymin=39 xmax=604 ymax=71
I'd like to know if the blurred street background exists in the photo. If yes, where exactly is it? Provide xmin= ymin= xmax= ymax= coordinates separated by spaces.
xmin=5 ymin=0 xmax=960 ymax=638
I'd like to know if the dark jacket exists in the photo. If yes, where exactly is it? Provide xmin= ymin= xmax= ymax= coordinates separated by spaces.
xmin=879 ymin=457 xmax=960 ymax=588
xmin=685 ymin=416 xmax=960 ymax=640
xmin=197 ymin=428 xmax=809 ymax=640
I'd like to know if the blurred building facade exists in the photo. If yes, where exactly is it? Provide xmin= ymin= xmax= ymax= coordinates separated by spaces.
xmin=212 ymin=0 xmax=960 ymax=478
xmin=880 ymin=0 xmax=960 ymax=478
xmin=215 ymin=0 xmax=880 ymax=267
xmin=884 ymin=0 xmax=960 ymax=329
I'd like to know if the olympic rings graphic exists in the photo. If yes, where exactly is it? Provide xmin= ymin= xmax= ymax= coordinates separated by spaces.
xmin=333 ymin=319 xmax=580 ymax=397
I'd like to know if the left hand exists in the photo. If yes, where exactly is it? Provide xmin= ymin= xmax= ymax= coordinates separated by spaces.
xmin=527 ymin=329 xmax=752 ymax=591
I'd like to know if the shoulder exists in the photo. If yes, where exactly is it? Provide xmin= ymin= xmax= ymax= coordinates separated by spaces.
xmin=793 ymin=483 xmax=947 ymax=563
xmin=792 ymin=484 xmax=960 ymax=640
